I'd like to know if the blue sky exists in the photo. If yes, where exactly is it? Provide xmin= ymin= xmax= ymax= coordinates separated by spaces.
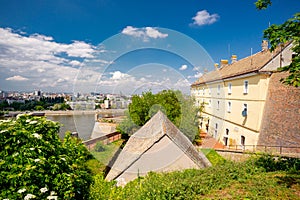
xmin=0 ymin=0 xmax=299 ymax=94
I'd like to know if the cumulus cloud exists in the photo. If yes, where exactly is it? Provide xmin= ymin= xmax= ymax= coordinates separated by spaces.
xmin=6 ymin=75 xmax=29 ymax=81
xmin=122 ymin=26 xmax=168 ymax=41
xmin=188 ymin=72 xmax=203 ymax=79
xmin=192 ymin=10 xmax=219 ymax=26
xmin=110 ymin=71 xmax=130 ymax=80
xmin=0 ymin=27 xmax=105 ymax=91
xmin=179 ymin=64 xmax=188 ymax=71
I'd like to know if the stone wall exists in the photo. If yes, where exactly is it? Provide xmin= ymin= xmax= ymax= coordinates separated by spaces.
xmin=258 ymin=72 xmax=300 ymax=147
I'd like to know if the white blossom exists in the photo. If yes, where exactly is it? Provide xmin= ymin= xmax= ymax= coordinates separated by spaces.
xmin=40 ymin=187 xmax=48 ymax=193
xmin=30 ymin=148 xmax=35 ymax=150
xmin=32 ymin=133 xmax=42 ymax=139
xmin=26 ymin=119 xmax=31 ymax=123
xmin=0 ymin=129 xmax=8 ymax=133
xmin=47 ymin=196 xmax=58 ymax=200
xmin=61 ymin=157 xmax=66 ymax=161
xmin=17 ymin=188 xmax=26 ymax=193
xmin=24 ymin=193 xmax=36 ymax=200
xmin=29 ymin=120 xmax=38 ymax=125
xmin=34 ymin=158 xmax=40 ymax=162
xmin=50 ymin=191 xmax=57 ymax=196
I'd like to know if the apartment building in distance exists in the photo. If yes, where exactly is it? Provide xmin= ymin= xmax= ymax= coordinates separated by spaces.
xmin=191 ymin=41 xmax=300 ymax=149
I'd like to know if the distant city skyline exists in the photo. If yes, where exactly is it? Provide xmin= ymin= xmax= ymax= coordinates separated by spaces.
xmin=0 ymin=0 xmax=299 ymax=94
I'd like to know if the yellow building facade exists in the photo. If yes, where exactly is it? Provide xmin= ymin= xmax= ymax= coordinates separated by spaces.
xmin=191 ymin=42 xmax=294 ymax=149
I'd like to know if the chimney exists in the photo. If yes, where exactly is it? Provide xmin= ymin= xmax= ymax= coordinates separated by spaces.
xmin=214 ymin=63 xmax=219 ymax=70
xmin=231 ymin=55 xmax=237 ymax=64
xmin=261 ymin=40 xmax=268 ymax=52
xmin=220 ymin=59 xmax=228 ymax=68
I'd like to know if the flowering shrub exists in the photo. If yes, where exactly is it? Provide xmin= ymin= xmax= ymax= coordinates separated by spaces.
xmin=0 ymin=115 xmax=92 ymax=199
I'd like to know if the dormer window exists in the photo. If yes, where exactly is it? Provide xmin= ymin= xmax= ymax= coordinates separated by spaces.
xmin=244 ymin=81 xmax=249 ymax=94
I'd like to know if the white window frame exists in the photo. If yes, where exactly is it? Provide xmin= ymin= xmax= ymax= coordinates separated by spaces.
xmin=228 ymin=83 xmax=232 ymax=94
xmin=227 ymin=101 xmax=231 ymax=113
xmin=244 ymin=80 xmax=249 ymax=94
xmin=217 ymin=84 xmax=221 ymax=95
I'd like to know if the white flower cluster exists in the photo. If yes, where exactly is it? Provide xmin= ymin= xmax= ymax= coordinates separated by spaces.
xmin=32 ymin=133 xmax=42 ymax=139
xmin=24 ymin=193 xmax=36 ymax=199
xmin=47 ymin=191 xmax=58 ymax=200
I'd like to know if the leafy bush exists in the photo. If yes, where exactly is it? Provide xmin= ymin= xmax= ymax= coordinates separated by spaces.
xmin=94 ymin=141 xmax=106 ymax=152
xmin=254 ymin=154 xmax=300 ymax=172
xmin=0 ymin=115 xmax=92 ymax=199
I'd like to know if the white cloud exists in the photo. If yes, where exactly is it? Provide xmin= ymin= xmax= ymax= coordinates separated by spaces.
xmin=110 ymin=71 xmax=130 ymax=80
xmin=69 ymin=60 xmax=82 ymax=66
xmin=6 ymin=75 xmax=29 ymax=81
xmin=187 ymin=72 xmax=203 ymax=79
xmin=179 ymin=64 xmax=188 ymax=71
xmin=0 ymin=27 xmax=101 ymax=91
xmin=145 ymin=27 xmax=168 ymax=39
xmin=192 ymin=10 xmax=219 ymax=26
xmin=122 ymin=26 xmax=168 ymax=41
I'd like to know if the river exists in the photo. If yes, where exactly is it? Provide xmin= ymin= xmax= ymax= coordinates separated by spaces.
xmin=46 ymin=109 xmax=125 ymax=141
xmin=46 ymin=114 xmax=95 ymax=140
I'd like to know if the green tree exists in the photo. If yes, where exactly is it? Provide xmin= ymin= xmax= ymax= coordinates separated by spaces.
xmin=118 ymin=90 xmax=200 ymax=141
xmin=256 ymin=0 xmax=300 ymax=87
xmin=0 ymin=115 xmax=92 ymax=199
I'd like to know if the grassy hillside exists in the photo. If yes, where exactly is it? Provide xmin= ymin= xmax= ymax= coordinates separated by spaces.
xmin=88 ymin=148 xmax=300 ymax=199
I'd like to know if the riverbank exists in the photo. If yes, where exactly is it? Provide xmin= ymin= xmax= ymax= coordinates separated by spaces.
xmin=44 ymin=109 xmax=126 ymax=116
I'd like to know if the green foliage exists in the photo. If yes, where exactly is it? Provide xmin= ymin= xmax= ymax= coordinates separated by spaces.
xmin=116 ymin=110 xmax=139 ymax=136
xmin=256 ymin=1 xmax=300 ymax=87
xmin=0 ymin=115 xmax=92 ymax=199
xmin=94 ymin=141 xmax=106 ymax=152
xmin=89 ymin=155 xmax=300 ymax=199
xmin=201 ymin=149 xmax=226 ymax=166
xmin=254 ymin=154 xmax=300 ymax=172
xmin=90 ymin=140 xmax=124 ymax=172
xmin=52 ymin=103 xmax=72 ymax=111
xmin=118 ymin=90 xmax=200 ymax=140
xmin=255 ymin=0 xmax=271 ymax=10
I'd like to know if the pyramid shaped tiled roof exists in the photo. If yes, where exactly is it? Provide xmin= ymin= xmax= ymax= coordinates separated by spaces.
xmin=106 ymin=111 xmax=211 ymax=183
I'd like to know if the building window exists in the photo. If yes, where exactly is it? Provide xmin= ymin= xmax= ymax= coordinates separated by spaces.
xmin=209 ymin=87 xmax=211 ymax=95
xmin=217 ymin=84 xmax=221 ymax=94
xmin=209 ymin=99 xmax=212 ymax=107
xmin=217 ymin=101 xmax=220 ymax=110
xmin=227 ymin=101 xmax=231 ymax=113
xmin=224 ymin=128 xmax=229 ymax=146
xmin=214 ymin=123 xmax=218 ymax=138
xmin=242 ymin=103 xmax=247 ymax=117
xmin=228 ymin=83 xmax=232 ymax=94
xmin=241 ymin=135 xmax=245 ymax=149
xmin=202 ymin=87 xmax=205 ymax=95
xmin=244 ymin=80 xmax=249 ymax=94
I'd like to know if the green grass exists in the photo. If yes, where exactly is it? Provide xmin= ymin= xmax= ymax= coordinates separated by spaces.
xmin=89 ymin=153 xmax=300 ymax=199
xmin=88 ymin=140 xmax=124 ymax=172
xmin=201 ymin=148 xmax=226 ymax=166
